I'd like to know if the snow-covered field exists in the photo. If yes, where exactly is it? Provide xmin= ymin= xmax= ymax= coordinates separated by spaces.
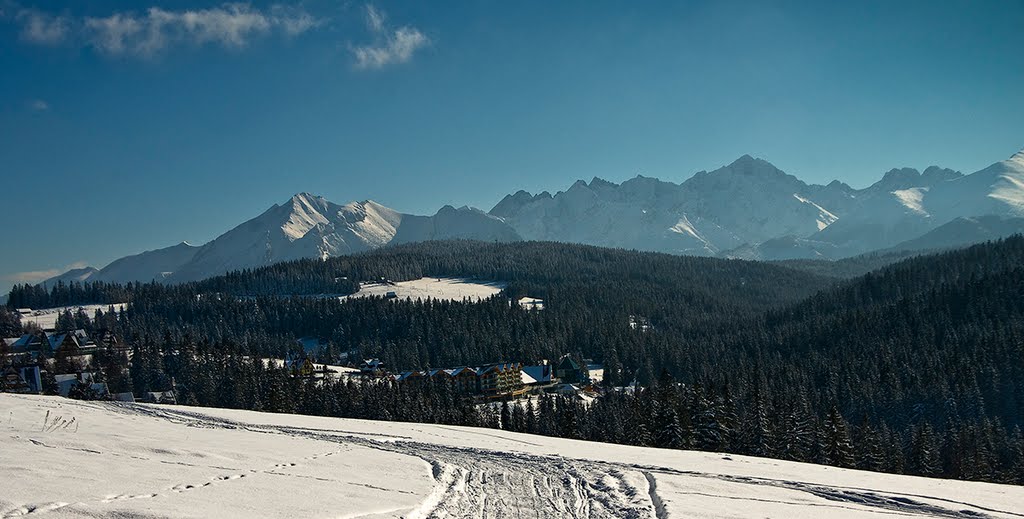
xmin=2 ymin=394 xmax=1021 ymax=519
xmin=18 ymin=303 xmax=127 ymax=331
xmin=342 ymin=277 xmax=506 ymax=302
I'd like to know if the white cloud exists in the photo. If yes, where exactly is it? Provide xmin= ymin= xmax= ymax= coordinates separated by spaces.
xmin=16 ymin=8 xmax=69 ymax=45
xmin=85 ymin=13 xmax=142 ymax=55
xmin=351 ymin=4 xmax=429 ymax=69
xmin=29 ymin=99 xmax=48 ymax=111
xmin=11 ymin=3 xmax=322 ymax=58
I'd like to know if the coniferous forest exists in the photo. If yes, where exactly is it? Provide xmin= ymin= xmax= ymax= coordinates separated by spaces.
xmin=6 ymin=238 xmax=1024 ymax=484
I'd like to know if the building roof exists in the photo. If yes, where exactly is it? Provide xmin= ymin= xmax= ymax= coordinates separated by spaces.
xmin=557 ymin=355 xmax=581 ymax=371
xmin=522 ymin=365 xmax=552 ymax=384
xmin=48 ymin=333 xmax=80 ymax=352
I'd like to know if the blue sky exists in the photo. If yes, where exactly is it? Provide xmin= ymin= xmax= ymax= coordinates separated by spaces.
xmin=1 ymin=0 xmax=1023 ymax=293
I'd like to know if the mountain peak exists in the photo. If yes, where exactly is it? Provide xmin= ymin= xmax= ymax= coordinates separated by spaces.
xmin=728 ymin=154 xmax=757 ymax=167
xmin=1011 ymin=148 xmax=1024 ymax=164
xmin=290 ymin=192 xmax=325 ymax=205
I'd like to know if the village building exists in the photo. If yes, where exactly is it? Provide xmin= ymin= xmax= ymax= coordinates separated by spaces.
xmin=10 ymin=333 xmax=45 ymax=353
xmin=285 ymin=357 xmax=317 ymax=378
xmin=447 ymin=367 xmax=479 ymax=393
xmin=555 ymin=355 xmax=588 ymax=384
xmin=477 ymin=362 xmax=525 ymax=398
xmin=396 ymin=370 xmax=428 ymax=389
xmin=514 ymin=297 xmax=545 ymax=311
xmin=360 ymin=358 xmax=386 ymax=376
xmin=521 ymin=363 xmax=553 ymax=387
xmin=48 ymin=332 xmax=81 ymax=354
xmin=1 ymin=366 xmax=42 ymax=394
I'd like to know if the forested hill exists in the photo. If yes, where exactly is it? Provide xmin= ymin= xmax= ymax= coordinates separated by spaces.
xmin=4 ymin=238 xmax=1024 ymax=482
xmin=8 ymin=240 xmax=834 ymax=313
xmin=197 ymin=240 xmax=833 ymax=307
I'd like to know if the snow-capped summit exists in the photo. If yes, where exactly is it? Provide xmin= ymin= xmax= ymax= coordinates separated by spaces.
xmin=35 ymin=148 xmax=1024 ymax=286
xmin=1010 ymin=147 xmax=1024 ymax=165
xmin=125 ymin=194 xmax=517 ymax=283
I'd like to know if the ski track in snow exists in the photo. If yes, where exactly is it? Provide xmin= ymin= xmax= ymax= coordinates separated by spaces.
xmin=40 ymin=403 xmax=1009 ymax=519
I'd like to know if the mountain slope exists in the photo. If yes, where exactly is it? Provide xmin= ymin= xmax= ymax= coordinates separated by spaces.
xmin=812 ymin=150 xmax=1024 ymax=254
xmin=29 ymin=148 xmax=1024 ymax=287
xmin=90 ymin=242 xmax=200 ymax=284
xmin=490 ymin=156 xmax=856 ymax=256
xmin=38 ymin=266 xmax=99 ymax=288
xmin=167 ymin=194 xmax=520 ymax=283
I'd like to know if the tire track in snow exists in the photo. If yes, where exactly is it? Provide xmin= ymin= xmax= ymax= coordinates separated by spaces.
xmin=101 ymin=403 xmax=1019 ymax=519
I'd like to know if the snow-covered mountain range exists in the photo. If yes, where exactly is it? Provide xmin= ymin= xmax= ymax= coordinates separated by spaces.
xmin=49 ymin=193 xmax=520 ymax=285
xmin=38 ymin=149 xmax=1024 ymax=286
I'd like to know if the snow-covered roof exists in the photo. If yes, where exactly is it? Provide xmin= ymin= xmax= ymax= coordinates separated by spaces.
xmin=521 ymin=365 xmax=552 ymax=383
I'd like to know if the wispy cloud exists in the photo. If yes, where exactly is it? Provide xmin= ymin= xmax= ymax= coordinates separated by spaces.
xmin=8 ymin=3 xmax=323 ymax=58
xmin=4 ymin=262 xmax=89 ymax=284
xmin=351 ymin=5 xmax=429 ymax=69
xmin=29 ymin=99 xmax=49 ymax=111
xmin=16 ymin=8 xmax=69 ymax=45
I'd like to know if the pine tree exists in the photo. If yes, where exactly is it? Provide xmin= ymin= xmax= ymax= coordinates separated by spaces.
xmin=821 ymin=405 xmax=854 ymax=468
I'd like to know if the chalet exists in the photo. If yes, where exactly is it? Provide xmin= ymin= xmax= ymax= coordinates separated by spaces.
xmin=1 ymin=366 xmax=41 ymax=394
xmin=15 ymin=309 xmax=32 ymax=317
xmin=555 ymin=355 xmax=587 ymax=384
xmin=111 ymin=392 xmax=136 ymax=402
xmin=477 ymin=362 xmax=524 ymax=398
xmin=143 ymin=390 xmax=177 ymax=404
xmin=285 ymin=357 xmax=316 ymax=378
xmin=10 ymin=333 xmax=45 ymax=353
xmin=385 ymin=291 xmax=398 ymax=299
xmin=48 ymin=332 xmax=81 ymax=354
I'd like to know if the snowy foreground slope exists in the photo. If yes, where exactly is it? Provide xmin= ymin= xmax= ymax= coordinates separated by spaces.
xmin=1 ymin=395 xmax=1021 ymax=519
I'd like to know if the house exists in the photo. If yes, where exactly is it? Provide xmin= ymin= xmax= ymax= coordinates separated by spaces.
xmin=54 ymin=372 xmax=107 ymax=399
xmin=360 ymin=358 xmax=386 ymax=376
xmin=1 ymin=366 xmax=41 ymax=394
xmin=10 ymin=333 xmax=45 ymax=353
xmin=385 ymin=291 xmax=398 ymax=299
xmin=71 ymin=329 xmax=95 ymax=349
xmin=477 ymin=362 xmax=524 ymax=398
xmin=2 ymin=337 xmax=20 ymax=352
xmin=15 ymin=309 xmax=32 ymax=317
xmin=555 ymin=355 xmax=587 ymax=384
xmin=285 ymin=356 xmax=316 ymax=378
xmin=111 ymin=392 xmax=136 ymax=402
xmin=515 ymin=297 xmax=544 ymax=311
xmin=48 ymin=332 xmax=81 ymax=354
xmin=521 ymin=363 xmax=553 ymax=386
xmin=143 ymin=390 xmax=177 ymax=404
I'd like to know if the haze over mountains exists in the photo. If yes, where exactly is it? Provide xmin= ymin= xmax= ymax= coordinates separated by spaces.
xmin=36 ymin=148 xmax=1024 ymax=287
